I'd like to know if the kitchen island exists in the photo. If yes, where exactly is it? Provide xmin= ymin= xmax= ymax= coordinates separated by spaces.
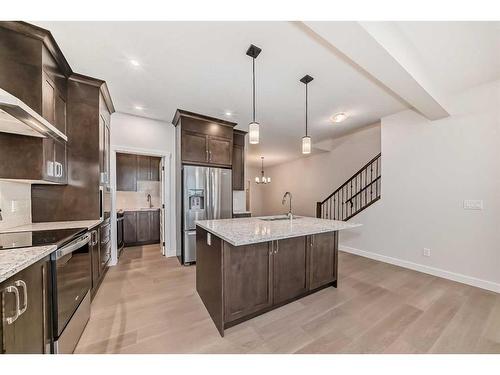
xmin=195 ymin=215 xmax=360 ymax=336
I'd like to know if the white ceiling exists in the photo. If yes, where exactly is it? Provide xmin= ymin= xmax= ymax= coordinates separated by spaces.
xmin=34 ymin=21 xmax=499 ymax=167
xmin=394 ymin=21 xmax=500 ymax=95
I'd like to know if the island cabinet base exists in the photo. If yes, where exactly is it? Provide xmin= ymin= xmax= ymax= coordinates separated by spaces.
xmin=196 ymin=226 xmax=338 ymax=336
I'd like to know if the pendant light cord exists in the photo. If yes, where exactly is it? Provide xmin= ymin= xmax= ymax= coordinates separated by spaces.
xmin=305 ymin=83 xmax=308 ymax=136
xmin=252 ymin=58 xmax=256 ymax=123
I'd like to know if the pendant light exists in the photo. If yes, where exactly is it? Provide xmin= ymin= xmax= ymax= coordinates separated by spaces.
xmin=255 ymin=156 xmax=271 ymax=184
xmin=300 ymin=74 xmax=314 ymax=154
xmin=246 ymin=44 xmax=262 ymax=144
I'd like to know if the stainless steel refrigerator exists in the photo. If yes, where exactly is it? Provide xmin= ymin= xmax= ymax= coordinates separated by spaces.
xmin=182 ymin=165 xmax=232 ymax=264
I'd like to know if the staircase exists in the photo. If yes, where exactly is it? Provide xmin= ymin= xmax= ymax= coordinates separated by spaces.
xmin=316 ymin=153 xmax=381 ymax=221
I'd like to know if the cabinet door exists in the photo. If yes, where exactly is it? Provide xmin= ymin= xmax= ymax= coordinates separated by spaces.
xmin=116 ymin=153 xmax=137 ymax=191
xmin=42 ymin=76 xmax=55 ymax=125
xmin=151 ymin=210 xmax=160 ymax=242
xmin=1 ymin=258 xmax=49 ymax=354
xmin=137 ymin=155 xmax=151 ymax=181
xmin=136 ymin=211 xmax=150 ymax=243
xmin=123 ymin=211 xmax=137 ymax=244
xmin=181 ymin=130 xmax=208 ymax=164
xmin=54 ymin=91 xmax=67 ymax=134
xmin=309 ymin=232 xmax=336 ymax=290
xmin=53 ymin=140 xmax=67 ymax=184
xmin=208 ymin=136 xmax=232 ymax=166
xmin=273 ymin=237 xmax=308 ymax=304
xmin=232 ymin=144 xmax=244 ymax=190
xmin=150 ymin=157 xmax=160 ymax=181
xmin=224 ymin=241 xmax=273 ymax=323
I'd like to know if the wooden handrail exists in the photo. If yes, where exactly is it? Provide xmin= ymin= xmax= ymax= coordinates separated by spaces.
xmin=321 ymin=153 xmax=381 ymax=205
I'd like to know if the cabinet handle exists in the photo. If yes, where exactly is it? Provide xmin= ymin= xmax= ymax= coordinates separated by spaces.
xmin=275 ymin=241 xmax=279 ymax=254
xmin=209 ymin=150 xmax=212 ymax=161
xmin=206 ymin=149 xmax=209 ymax=161
xmin=311 ymin=236 xmax=314 ymax=247
xmin=4 ymin=286 xmax=20 ymax=324
xmin=14 ymin=280 xmax=28 ymax=316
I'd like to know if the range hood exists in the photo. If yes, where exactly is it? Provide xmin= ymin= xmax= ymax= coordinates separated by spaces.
xmin=0 ymin=88 xmax=67 ymax=143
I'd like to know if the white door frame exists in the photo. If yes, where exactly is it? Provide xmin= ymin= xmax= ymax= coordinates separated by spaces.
xmin=109 ymin=145 xmax=174 ymax=265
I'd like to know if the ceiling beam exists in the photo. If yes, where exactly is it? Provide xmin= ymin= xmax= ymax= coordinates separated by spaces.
xmin=299 ymin=21 xmax=449 ymax=121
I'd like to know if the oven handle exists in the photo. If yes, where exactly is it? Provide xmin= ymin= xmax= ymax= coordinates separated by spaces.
xmin=55 ymin=233 xmax=91 ymax=260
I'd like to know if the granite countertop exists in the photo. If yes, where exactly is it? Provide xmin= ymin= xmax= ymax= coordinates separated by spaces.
xmin=0 ymin=245 xmax=56 ymax=283
xmin=120 ymin=207 xmax=160 ymax=212
xmin=196 ymin=215 xmax=361 ymax=246
xmin=0 ymin=219 xmax=103 ymax=234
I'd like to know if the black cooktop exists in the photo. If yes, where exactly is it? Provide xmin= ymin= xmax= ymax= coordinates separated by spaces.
xmin=0 ymin=227 xmax=87 ymax=250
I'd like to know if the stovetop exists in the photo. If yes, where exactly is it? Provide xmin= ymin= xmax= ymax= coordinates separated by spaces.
xmin=0 ymin=227 xmax=87 ymax=250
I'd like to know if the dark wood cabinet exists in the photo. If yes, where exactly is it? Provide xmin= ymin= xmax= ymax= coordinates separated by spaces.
xmin=116 ymin=153 xmax=137 ymax=191
xmin=0 ymin=257 xmax=50 ymax=354
xmin=232 ymin=130 xmax=246 ymax=190
xmin=123 ymin=209 xmax=160 ymax=246
xmin=273 ymin=237 xmax=308 ymax=304
xmin=196 ymin=227 xmax=339 ymax=336
xmin=181 ymin=130 xmax=208 ymax=164
xmin=136 ymin=211 xmax=150 ymax=243
xmin=123 ymin=211 xmax=137 ymax=244
xmin=174 ymin=110 xmax=236 ymax=168
xmin=208 ymin=136 xmax=232 ymax=166
xmin=223 ymin=241 xmax=273 ymax=323
xmin=116 ymin=154 xmax=161 ymax=192
xmin=309 ymin=232 xmax=337 ymax=290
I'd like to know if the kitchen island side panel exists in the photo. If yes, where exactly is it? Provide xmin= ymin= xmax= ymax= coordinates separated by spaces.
xmin=195 ymin=226 xmax=224 ymax=336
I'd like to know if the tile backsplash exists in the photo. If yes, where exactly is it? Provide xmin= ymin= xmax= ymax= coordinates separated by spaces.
xmin=0 ymin=181 xmax=32 ymax=230
xmin=116 ymin=180 xmax=161 ymax=210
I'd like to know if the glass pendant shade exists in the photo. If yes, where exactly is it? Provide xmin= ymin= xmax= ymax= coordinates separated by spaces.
xmin=302 ymin=136 xmax=312 ymax=154
xmin=249 ymin=122 xmax=260 ymax=144
xmin=255 ymin=176 xmax=260 ymax=183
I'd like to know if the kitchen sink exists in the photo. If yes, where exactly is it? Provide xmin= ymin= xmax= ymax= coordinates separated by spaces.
xmin=259 ymin=215 xmax=302 ymax=221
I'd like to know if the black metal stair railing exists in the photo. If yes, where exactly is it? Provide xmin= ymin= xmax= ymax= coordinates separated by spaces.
xmin=316 ymin=153 xmax=381 ymax=221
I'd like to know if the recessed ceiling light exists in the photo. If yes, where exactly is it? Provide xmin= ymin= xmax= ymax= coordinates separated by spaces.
xmin=129 ymin=59 xmax=140 ymax=67
xmin=134 ymin=105 xmax=144 ymax=110
xmin=225 ymin=111 xmax=232 ymax=116
xmin=331 ymin=112 xmax=348 ymax=123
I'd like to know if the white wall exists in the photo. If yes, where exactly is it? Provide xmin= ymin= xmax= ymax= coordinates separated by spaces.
xmin=250 ymin=124 xmax=381 ymax=217
xmin=0 ymin=181 xmax=31 ymax=230
xmin=110 ymin=112 xmax=176 ymax=258
xmin=341 ymin=80 xmax=500 ymax=292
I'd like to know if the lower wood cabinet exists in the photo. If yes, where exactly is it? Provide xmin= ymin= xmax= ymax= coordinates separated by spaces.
xmin=196 ymin=228 xmax=338 ymax=336
xmin=273 ymin=236 xmax=308 ymax=304
xmin=309 ymin=232 xmax=337 ymax=290
xmin=223 ymin=241 xmax=273 ymax=323
xmin=0 ymin=257 xmax=51 ymax=354
xmin=123 ymin=209 xmax=160 ymax=247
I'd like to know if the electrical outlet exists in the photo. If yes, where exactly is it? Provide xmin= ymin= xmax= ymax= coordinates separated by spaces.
xmin=463 ymin=200 xmax=483 ymax=210
xmin=423 ymin=248 xmax=431 ymax=257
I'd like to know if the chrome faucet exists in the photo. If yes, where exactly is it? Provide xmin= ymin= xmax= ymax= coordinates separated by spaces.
xmin=282 ymin=192 xmax=293 ymax=218
xmin=146 ymin=194 xmax=152 ymax=208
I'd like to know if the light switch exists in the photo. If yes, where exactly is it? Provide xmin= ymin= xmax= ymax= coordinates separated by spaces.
xmin=463 ymin=200 xmax=483 ymax=210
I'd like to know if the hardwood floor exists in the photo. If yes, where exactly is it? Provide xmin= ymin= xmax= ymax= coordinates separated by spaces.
xmin=75 ymin=244 xmax=500 ymax=354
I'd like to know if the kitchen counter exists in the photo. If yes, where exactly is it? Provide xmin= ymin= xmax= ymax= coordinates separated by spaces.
xmin=196 ymin=215 xmax=360 ymax=336
xmin=0 ymin=219 xmax=103 ymax=233
xmin=196 ymin=215 xmax=360 ymax=246
xmin=120 ymin=207 xmax=160 ymax=212
xmin=0 ymin=245 xmax=56 ymax=283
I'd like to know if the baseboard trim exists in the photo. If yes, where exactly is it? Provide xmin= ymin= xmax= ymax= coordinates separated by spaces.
xmin=339 ymin=245 xmax=500 ymax=294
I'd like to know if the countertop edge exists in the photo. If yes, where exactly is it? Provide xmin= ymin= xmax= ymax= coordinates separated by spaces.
xmin=195 ymin=221 xmax=361 ymax=247
xmin=0 ymin=245 xmax=57 ymax=283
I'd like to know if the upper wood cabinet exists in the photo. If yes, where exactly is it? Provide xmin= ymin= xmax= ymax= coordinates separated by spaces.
xmin=116 ymin=153 xmax=137 ymax=191
xmin=174 ymin=110 xmax=236 ymax=168
xmin=232 ymin=130 xmax=246 ymax=190
xmin=116 ymin=154 xmax=161 ymax=191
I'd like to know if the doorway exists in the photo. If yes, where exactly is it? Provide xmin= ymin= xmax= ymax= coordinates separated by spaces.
xmin=109 ymin=146 xmax=173 ymax=265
